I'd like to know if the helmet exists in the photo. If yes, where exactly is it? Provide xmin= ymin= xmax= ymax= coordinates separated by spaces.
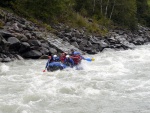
xmin=66 ymin=55 xmax=69 ymax=58
xmin=53 ymin=55 xmax=57 ymax=57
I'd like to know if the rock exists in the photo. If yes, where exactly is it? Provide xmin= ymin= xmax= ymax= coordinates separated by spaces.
xmin=1 ymin=38 xmax=10 ymax=45
xmin=133 ymin=36 xmax=145 ymax=45
xmin=25 ymin=33 xmax=32 ymax=39
xmin=39 ymin=47 xmax=49 ymax=55
xmin=63 ymin=37 xmax=69 ymax=41
xmin=0 ymin=30 xmax=14 ymax=39
xmin=13 ymin=33 xmax=27 ymax=40
xmin=41 ymin=42 xmax=50 ymax=49
xmin=71 ymin=42 xmax=79 ymax=48
xmin=39 ymin=55 xmax=49 ymax=59
xmin=80 ymin=39 xmax=88 ymax=45
xmin=84 ymin=47 xmax=97 ymax=54
xmin=99 ymin=40 xmax=109 ymax=48
xmin=70 ymin=37 xmax=76 ymax=42
xmin=0 ymin=34 xmax=2 ymax=43
xmin=7 ymin=37 xmax=20 ymax=44
xmin=2 ymin=57 xmax=12 ymax=62
xmin=28 ymin=39 xmax=41 ymax=46
xmin=49 ymin=48 xmax=57 ymax=54
xmin=19 ymin=42 xmax=30 ymax=53
xmin=22 ymin=50 xmax=42 ymax=58
xmin=21 ymin=36 xmax=28 ymax=42
xmin=0 ymin=58 xmax=2 ymax=62
xmin=15 ymin=54 xmax=24 ymax=60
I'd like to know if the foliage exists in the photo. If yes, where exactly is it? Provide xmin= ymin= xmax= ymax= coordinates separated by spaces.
xmin=0 ymin=0 xmax=150 ymax=32
xmin=136 ymin=0 xmax=150 ymax=26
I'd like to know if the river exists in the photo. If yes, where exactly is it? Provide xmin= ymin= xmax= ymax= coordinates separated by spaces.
xmin=0 ymin=44 xmax=150 ymax=113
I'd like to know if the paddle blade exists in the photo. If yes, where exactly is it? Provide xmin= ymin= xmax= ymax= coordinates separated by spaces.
xmin=92 ymin=58 xmax=95 ymax=61
xmin=43 ymin=70 xmax=46 ymax=72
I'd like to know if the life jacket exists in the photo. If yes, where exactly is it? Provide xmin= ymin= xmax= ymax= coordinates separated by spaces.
xmin=64 ymin=58 xmax=74 ymax=67
xmin=71 ymin=55 xmax=82 ymax=65
xmin=60 ymin=55 xmax=66 ymax=63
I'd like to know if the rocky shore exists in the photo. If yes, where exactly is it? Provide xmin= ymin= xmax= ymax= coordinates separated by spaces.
xmin=0 ymin=9 xmax=150 ymax=62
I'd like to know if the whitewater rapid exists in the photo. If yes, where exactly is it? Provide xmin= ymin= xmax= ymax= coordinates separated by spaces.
xmin=1 ymin=45 xmax=150 ymax=113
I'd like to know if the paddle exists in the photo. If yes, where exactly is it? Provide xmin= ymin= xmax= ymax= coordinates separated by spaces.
xmin=84 ymin=58 xmax=95 ymax=62
xmin=43 ymin=69 xmax=46 ymax=72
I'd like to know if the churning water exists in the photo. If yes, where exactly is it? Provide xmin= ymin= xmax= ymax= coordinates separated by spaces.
xmin=1 ymin=44 xmax=150 ymax=113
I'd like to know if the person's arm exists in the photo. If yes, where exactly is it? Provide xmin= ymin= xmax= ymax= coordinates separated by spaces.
xmin=43 ymin=60 xmax=49 ymax=72
xmin=80 ymin=55 xmax=85 ymax=60
xmin=70 ymin=58 xmax=74 ymax=67
xmin=45 ymin=60 xmax=49 ymax=69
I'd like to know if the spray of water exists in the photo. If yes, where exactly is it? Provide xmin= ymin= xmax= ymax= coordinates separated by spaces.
xmin=1 ymin=44 xmax=150 ymax=113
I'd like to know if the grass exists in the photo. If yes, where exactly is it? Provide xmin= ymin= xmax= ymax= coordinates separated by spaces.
xmin=64 ymin=12 xmax=109 ymax=35
xmin=148 ymin=0 xmax=150 ymax=6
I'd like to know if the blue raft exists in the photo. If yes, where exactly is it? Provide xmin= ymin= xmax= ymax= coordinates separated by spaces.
xmin=46 ymin=62 xmax=83 ymax=72
xmin=47 ymin=62 xmax=67 ymax=72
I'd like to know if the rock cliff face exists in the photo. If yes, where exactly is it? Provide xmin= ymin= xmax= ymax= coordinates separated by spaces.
xmin=0 ymin=9 xmax=81 ymax=62
xmin=0 ymin=9 xmax=150 ymax=62
xmin=53 ymin=24 xmax=150 ymax=54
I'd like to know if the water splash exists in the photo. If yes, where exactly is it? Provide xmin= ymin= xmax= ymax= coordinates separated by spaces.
xmin=0 ymin=64 xmax=9 ymax=74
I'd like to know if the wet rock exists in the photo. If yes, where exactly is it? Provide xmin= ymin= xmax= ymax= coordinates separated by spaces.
xmin=15 ymin=54 xmax=24 ymax=60
xmin=22 ymin=50 xmax=42 ymax=58
xmin=2 ymin=57 xmax=12 ymax=62
xmin=0 ymin=58 xmax=2 ymax=62
xmin=39 ymin=55 xmax=48 ymax=59
xmin=133 ymin=36 xmax=145 ymax=45
xmin=99 ymin=40 xmax=109 ymax=48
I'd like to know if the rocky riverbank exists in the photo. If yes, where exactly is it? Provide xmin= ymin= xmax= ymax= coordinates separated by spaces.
xmin=0 ymin=9 xmax=150 ymax=62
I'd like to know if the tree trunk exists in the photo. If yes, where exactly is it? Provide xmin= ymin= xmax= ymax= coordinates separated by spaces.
xmin=105 ymin=0 xmax=110 ymax=16
xmin=100 ymin=0 xmax=103 ymax=14
xmin=109 ymin=0 xmax=116 ymax=19
xmin=93 ymin=0 xmax=96 ymax=12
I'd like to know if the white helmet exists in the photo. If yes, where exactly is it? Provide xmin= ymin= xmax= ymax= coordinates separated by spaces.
xmin=53 ymin=55 xmax=57 ymax=57
xmin=66 ymin=55 xmax=69 ymax=58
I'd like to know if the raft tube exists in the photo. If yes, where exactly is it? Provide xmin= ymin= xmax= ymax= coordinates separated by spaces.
xmin=47 ymin=62 xmax=67 ymax=72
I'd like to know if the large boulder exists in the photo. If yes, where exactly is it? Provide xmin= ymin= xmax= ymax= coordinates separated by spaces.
xmin=49 ymin=48 xmax=57 ymax=54
xmin=22 ymin=50 xmax=42 ymax=58
xmin=71 ymin=42 xmax=79 ymax=48
xmin=28 ymin=39 xmax=41 ymax=46
xmin=133 ymin=36 xmax=145 ymax=45
xmin=19 ymin=42 xmax=30 ymax=53
xmin=0 ymin=30 xmax=14 ymax=39
xmin=41 ymin=42 xmax=50 ymax=49
xmin=39 ymin=47 xmax=49 ymax=55
xmin=7 ymin=37 xmax=20 ymax=44
xmin=2 ymin=57 xmax=12 ymax=62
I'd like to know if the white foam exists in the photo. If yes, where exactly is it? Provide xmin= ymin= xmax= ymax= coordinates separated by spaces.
xmin=0 ymin=64 xmax=9 ymax=74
